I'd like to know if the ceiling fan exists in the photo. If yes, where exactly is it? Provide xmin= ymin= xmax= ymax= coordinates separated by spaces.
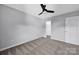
xmin=38 ymin=4 xmax=55 ymax=15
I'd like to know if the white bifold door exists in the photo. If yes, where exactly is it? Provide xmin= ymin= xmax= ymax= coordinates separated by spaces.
xmin=65 ymin=16 xmax=79 ymax=45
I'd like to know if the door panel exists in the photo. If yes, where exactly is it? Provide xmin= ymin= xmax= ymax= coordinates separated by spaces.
xmin=65 ymin=16 xmax=79 ymax=45
xmin=45 ymin=20 xmax=52 ymax=36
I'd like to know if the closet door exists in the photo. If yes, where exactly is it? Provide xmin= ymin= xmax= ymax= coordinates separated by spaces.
xmin=65 ymin=16 xmax=79 ymax=45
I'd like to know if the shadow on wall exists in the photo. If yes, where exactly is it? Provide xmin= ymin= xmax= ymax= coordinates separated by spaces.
xmin=0 ymin=5 xmax=45 ymax=51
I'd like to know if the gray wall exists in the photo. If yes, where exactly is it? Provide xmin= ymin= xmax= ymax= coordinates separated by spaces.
xmin=49 ymin=10 xmax=79 ymax=41
xmin=0 ymin=5 xmax=45 ymax=51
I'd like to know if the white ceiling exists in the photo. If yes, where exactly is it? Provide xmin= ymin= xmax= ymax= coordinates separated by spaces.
xmin=5 ymin=4 xmax=79 ymax=19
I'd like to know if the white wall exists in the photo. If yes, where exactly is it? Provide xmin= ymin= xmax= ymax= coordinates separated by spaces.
xmin=0 ymin=5 xmax=45 ymax=51
xmin=50 ymin=10 xmax=79 ymax=42
xmin=51 ymin=17 xmax=65 ymax=41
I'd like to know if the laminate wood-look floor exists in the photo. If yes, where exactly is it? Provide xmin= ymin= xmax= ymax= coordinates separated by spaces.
xmin=1 ymin=37 xmax=79 ymax=55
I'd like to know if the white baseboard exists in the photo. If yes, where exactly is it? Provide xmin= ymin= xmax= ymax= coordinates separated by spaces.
xmin=0 ymin=36 xmax=43 ymax=52
xmin=0 ymin=40 xmax=30 ymax=51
